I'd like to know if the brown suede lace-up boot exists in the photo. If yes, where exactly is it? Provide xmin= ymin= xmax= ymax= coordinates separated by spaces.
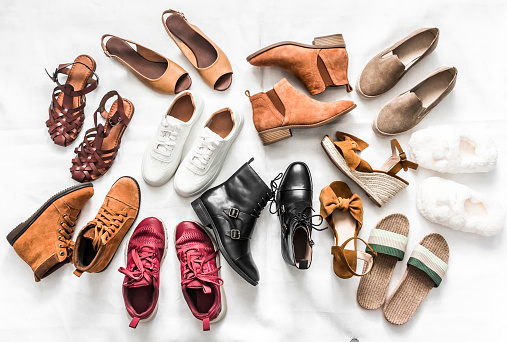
xmin=7 ymin=183 xmax=94 ymax=282
xmin=73 ymin=176 xmax=140 ymax=276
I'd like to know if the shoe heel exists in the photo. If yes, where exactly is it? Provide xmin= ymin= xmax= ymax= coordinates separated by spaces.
xmin=6 ymin=222 xmax=27 ymax=246
xmin=312 ymin=34 xmax=346 ymax=48
xmin=191 ymin=198 xmax=214 ymax=228
xmin=259 ymin=129 xmax=292 ymax=145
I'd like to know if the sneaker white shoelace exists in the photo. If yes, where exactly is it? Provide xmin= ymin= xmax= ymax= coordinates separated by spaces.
xmin=153 ymin=119 xmax=181 ymax=159
xmin=190 ymin=131 xmax=220 ymax=170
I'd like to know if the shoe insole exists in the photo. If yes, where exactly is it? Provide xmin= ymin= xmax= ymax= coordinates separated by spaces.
xmin=166 ymin=14 xmax=232 ymax=91
xmin=128 ymin=286 xmax=154 ymax=314
xmin=188 ymin=288 xmax=215 ymax=314
xmin=55 ymin=55 xmax=95 ymax=116
xmin=393 ymin=30 xmax=436 ymax=68
xmin=413 ymin=70 xmax=454 ymax=108
xmin=332 ymin=210 xmax=356 ymax=250
xmin=167 ymin=94 xmax=195 ymax=123
xmin=106 ymin=37 xmax=167 ymax=80
xmin=206 ymin=109 xmax=234 ymax=139
xmin=464 ymin=198 xmax=487 ymax=216
xmin=79 ymin=238 xmax=98 ymax=267
xmin=459 ymin=138 xmax=476 ymax=156
xmin=293 ymin=227 xmax=311 ymax=267
xmin=166 ymin=14 xmax=217 ymax=69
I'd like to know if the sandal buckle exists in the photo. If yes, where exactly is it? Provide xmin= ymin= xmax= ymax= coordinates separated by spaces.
xmin=109 ymin=117 xmax=122 ymax=127
xmin=399 ymin=152 xmax=407 ymax=162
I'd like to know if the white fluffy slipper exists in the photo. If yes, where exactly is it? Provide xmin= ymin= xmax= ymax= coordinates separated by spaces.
xmin=417 ymin=177 xmax=505 ymax=236
xmin=409 ymin=125 xmax=497 ymax=173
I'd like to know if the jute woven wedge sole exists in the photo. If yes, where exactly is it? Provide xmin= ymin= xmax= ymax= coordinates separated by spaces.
xmin=259 ymin=104 xmax=356 ymax=145
xmin=321 ymin=136 xmax=407 ymax=207
xmin=357 ymin=214 xmax=410 ymax=310
xmin=383 ymin=233 xmax=449 ymax=325
xmin=246 ymin=34 xmax=345 ymax=61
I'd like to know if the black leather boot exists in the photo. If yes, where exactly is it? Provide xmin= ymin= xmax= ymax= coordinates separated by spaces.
xmin=191 ymin=158 xmax=272 ymax=286
xmin=271 ymin=162 xmax=322 ymax=269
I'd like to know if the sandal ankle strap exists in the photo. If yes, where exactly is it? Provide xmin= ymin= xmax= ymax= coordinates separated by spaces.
xmin=46 ymin=62 xmax=99 ymax=97
xmin=331 ymin=236 xmax=377 ymax=277
xmin=384 ymin=139 xmax=418 ymax=176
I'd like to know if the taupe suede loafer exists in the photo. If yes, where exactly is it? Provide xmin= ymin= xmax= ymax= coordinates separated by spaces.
xmin=372 ymin=67 xmax=458 ymax=136
xmin=357 ymin=28 xmax=439 ymax=98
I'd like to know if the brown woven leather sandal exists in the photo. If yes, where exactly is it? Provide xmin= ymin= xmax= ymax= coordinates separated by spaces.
xmin=46 ymin=55 xmax=99 ymax=146
xmin=162 ymin=9 xmax=233 ymax=91
xmin=70 ymin=91 xmax=134 ymax=182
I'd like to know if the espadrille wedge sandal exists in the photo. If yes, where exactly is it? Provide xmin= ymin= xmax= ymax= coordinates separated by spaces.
xmin=321 ymin=132 xmax=418 ymax=207
xmin=319 ymin=181 xmax=376 ymax=279
xmin=357 ymin=214 xmax=410 ymax=310
xmin=383 ymin=233 xmax=449 ymax=325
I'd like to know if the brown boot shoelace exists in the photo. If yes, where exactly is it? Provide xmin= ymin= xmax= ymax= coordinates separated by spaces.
xmin=90 ymin=207 xmax=128 ymax=250
xmin=59 ymin=214 xmax=77 ymax=257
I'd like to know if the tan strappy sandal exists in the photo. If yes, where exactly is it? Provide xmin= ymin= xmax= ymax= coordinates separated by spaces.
xmin=319 ymin=181 xmax=376 ymax=279
xmin=101 ymin=35 xmax=191 ymax=94
xmin=46 ymin=55 xmax=99 ymax=146
xmin=70 ymin=91 xmax=134 ymax=182
xmin=162 ymin=9 xmax=233 ymax=91
xmin=321 ymin=132 xmax=418 ymax=207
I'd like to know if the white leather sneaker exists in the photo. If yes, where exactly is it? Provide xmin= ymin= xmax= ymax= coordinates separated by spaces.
xmin=142 ymin=91 xmax=204 ymax=186
xmin=174 ymin=107 xmax=243 ymax=197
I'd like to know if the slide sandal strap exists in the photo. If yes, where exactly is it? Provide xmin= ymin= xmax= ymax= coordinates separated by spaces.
xmin=366 ymin=228 xmax=408 ymax=261
xmin=407 ymin=244 xmax=448 ymax=287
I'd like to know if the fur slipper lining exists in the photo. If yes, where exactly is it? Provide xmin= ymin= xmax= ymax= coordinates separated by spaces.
xmin=417 ymin=177 xmax=505 ymax=236
xmin=409 ymin=125 xmax=497 ymax=173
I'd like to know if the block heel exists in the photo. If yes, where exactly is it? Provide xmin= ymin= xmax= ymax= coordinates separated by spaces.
xmin=191 ymin=198 xmax=214 ymax=228
xmin=258 ymin=128 xmax=292 ymax=145
xmin=312 ymin=33 xmax=346 ymax=48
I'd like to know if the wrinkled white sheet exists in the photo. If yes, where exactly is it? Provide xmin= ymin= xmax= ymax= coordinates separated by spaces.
xmin=0 ymin=0 xmax=505 ymax=340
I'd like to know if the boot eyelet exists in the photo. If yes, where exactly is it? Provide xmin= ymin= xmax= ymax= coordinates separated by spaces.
xmin=60 ymin=251 xmax=65 ymax=256
xmin=59 ymin=244 xmax=62 ymax=248
xmin=58 ymin=229 xmax=62 ymax=233
xmin=63 ymin=214 xmax=67 ymax=218
xmin=60 ymin=221 xmax=64 ymax=226
xmin=58 ymin=236 xmax=62 ymax=241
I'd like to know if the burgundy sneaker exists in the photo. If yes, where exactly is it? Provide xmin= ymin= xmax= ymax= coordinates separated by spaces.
xmin=175 ymin=221 xmax=225 ymax=331
xmin=118 ymin=217 xmax=167 ymax=328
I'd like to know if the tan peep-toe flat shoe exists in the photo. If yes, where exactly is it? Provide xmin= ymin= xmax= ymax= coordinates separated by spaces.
xmin=162 ymin=9 xmax=233 ymax=91
xmin=101 ymin=34 xmax=191 ymax=94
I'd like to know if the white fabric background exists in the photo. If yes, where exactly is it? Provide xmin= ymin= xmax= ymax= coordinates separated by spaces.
xmin=0 ymin=0 xmax=505 ymax=340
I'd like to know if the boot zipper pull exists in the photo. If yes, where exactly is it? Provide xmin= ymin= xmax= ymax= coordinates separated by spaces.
xmin=248 ymin=157 xmax=254 ymax=164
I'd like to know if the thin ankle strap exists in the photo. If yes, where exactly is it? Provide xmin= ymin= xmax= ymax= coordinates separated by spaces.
xmin=382 ymin=139 xmax=418 ymax=176
xmin=331 ymin=236 xmax=377 ymax=277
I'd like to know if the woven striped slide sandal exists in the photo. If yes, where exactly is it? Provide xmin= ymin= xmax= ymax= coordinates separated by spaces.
xmin=383 ymin=233 xmax=449 ymax=325
xmin=357 ymin=213 xmax=410 ymax=310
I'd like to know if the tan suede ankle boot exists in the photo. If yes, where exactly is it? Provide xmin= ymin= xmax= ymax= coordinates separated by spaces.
xmin=7 ymin=183 xmax=94 ymax=282
xmin=72 ymin=176 xmax=140 ymax=277
xmin=246 ymin=78 xmax=356 ymax=145
xmin=247 ymin=34 xmax=352 ymax=95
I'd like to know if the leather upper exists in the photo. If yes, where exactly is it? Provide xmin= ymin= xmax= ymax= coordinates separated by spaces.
xmin=198 ymin=161 xmax=272 ymax=285
xmin=73 ymin=176 xmax=140 ymax=276
xmin=274 ymin=162 xmax=314 ymax=268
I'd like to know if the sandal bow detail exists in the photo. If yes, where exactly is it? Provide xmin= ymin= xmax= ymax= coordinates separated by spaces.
xmin=70 ymin=91 xmax=134 ymax=182
xmin=319 ymin=181 xmax=376 ymax=279
xmin=46 ymin=55 xmax=99 ymax=146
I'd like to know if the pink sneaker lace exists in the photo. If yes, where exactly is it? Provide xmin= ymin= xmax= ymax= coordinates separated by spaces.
xmin=119 ymin=247 xmax=159 ymax=286
xmin=178 ymin=246 xmax=223 ymax=288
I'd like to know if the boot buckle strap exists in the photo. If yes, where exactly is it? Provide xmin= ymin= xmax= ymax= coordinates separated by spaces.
xmin=230 ymin=229 xmax=241 ymax=239
xmin=228 ymin=208 xmax=240 ymax=219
